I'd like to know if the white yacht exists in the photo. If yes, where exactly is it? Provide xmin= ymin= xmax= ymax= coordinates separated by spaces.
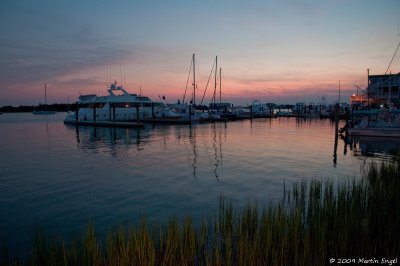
xmin=64 ymin=82 xmax=182 ymax=123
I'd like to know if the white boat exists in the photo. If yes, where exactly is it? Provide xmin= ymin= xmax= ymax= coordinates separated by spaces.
xmin=347 ymin=110 xmax=400 ymax=138
xmin=33 ymin=84 xmax=56 ymax=115
xmin=64 ymin=82 xmax=183 ymax=123
xmin=348 ymin=126 xmax=400 ymax=137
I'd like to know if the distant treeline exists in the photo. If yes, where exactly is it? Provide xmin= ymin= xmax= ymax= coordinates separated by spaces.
xmin=0 ymin=104 xmax=296 ymax=113
xmin=0 ymin=104 xmax=75 ymax=113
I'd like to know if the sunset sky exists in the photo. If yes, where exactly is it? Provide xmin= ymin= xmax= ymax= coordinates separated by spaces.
xmin=1 ymin=0 xmax=399 ymax=106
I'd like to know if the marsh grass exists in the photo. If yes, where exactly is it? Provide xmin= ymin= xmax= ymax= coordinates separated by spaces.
xmin=2 ymin=161 xmax=399 ymax=265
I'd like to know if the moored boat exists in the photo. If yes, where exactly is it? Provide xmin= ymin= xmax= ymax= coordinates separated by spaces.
xmin=64 ymin=81 xmax=183 ymax=124
xmin=346 ymin=109 xmax=400 ymax=138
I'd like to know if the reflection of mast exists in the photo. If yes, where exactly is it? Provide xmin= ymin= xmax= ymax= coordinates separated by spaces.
xmin=189 ymin=124 xmax=198 ymax=179
xmin=212 ymin=122 xmax=225 ymax=180
xmin=212 ymin=123 xmax=219 ymax=180
xmin=333 ymin=79 xmax=342 ymax=166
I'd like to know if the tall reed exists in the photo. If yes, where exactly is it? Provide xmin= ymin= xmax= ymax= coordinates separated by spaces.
xmin=1 ymin=160 xmax=399 ymax=265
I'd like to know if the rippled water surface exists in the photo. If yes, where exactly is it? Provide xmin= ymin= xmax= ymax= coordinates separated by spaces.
xmin=1 ymin=112 xmax=395 ymax=255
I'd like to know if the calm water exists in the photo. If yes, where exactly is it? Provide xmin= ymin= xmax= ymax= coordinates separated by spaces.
xmin=0 ymin=112 xmax=396 ymax=256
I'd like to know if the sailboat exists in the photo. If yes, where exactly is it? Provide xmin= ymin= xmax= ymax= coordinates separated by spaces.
xmin=33 ymin=83 xmax=56 ymax=115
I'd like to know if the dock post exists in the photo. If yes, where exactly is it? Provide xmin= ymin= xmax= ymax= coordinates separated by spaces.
xmin=189 ymin=105 xmax=192 ymax=121
xmin=113 ymin=105 xmax=116 ymax=122
xmin=333 ymin=103 xmax=339 ymax=165
xmin=93 ymin=106 xmax=96 ymax=123
xmin=270 ymin=104 xmax=273 ymax=118
xmin=75 ymin=103 xmax=79 ymax=122
xmin=136 ymin=106 xmax=140 ymax=123
xmin=109 ymin=104 xmax=112 ymax=121
xmin=151 ymin=102 xmax=155 ymax=118
xmin=250 ymin=106 xmax=253 ymax=119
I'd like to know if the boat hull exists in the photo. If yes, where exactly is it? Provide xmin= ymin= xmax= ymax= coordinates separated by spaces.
xmin=348 ymin=128 xmax=400 ymax=138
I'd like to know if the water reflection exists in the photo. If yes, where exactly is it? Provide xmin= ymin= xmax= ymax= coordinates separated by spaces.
xmin=212 ymin=122 xmax=226 ymax=180
xmin=346 ymin=136 xmax=400 ymax=160
xmin=189 ymin=125 xmax=198 ymax=178
xmin=177 ymin=122 xmax=226 ymax=180
xmin=64 ymin=122 xmax=227 ymax=180
xmin=65 ymin=124 xmax=151 ymax=155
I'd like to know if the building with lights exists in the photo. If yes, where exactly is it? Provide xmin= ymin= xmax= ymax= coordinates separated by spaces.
xmin=367 ymin=73 xmax=400 ymax=106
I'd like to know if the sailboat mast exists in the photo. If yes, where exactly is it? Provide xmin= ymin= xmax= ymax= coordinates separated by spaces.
xmin=338 ymin=80 xmax=341 ymax=106
xmin=214 ymin=56 xmax=217 ymax=106
xmin=45 ymin=83 xmax=47 ymax=112
xmin=193 ymin=53 xmax=196 ymax=105
xmin=219 ymin=67 xmax=222 ymax=105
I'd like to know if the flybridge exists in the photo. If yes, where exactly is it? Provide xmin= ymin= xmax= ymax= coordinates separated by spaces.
xmin=108 ymin=82 xmax=133 ymax=96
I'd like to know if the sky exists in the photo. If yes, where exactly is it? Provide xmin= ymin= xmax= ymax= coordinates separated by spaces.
xmin=1 ymin=0 xmax=400 ymax=106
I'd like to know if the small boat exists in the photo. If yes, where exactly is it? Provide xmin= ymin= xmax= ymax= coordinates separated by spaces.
xmin=33 ymin=84 xmax=56 ymax=115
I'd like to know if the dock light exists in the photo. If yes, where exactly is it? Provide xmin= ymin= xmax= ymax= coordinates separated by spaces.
xmin=352 ymin=94 xmax=356 ymax=97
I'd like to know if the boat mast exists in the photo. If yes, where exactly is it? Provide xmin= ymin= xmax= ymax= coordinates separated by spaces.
xmin=219 ymin=67 xmax=222 ymax=105
xmin=338 ymin=80 xmax=341 ymax=107
xmin=367 ymin=68 xmax=370 ymax=107
xmin=214 ymin=56 xmax=217 ymax=107
xmin=193 ymin=53 xmax=196 ymax=106
xmin=45 ymin=83 xmax=47 ymax=112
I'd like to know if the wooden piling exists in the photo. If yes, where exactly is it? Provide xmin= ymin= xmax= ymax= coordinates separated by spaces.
xmin=75 ymin=103 xmax=79 ymax=122
xmin=333 ymin=103 xmax=339 ymax=164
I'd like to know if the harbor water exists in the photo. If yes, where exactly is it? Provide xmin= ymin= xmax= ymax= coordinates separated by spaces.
xmin=0 ymin=112 xmax=397 ymax=256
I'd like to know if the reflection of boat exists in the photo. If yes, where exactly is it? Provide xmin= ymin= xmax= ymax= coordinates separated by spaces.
xmin=64 ymin=81 xmax=183 ymax=123
xmin=348 ymin=135 xmax=400 ymax=159
xmin=347 ymin=109 xmax=400 ymax=137
xmin=65 ymin=123 xmax=151 ymax=154
xmin=33 ymin=84 xmax=56 ymax=115
xmin=348 ymin=127 xmax=400 ymax=137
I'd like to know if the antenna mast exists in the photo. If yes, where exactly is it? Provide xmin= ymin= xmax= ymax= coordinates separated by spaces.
xmin=123 ymin=65 xmax=126 ymax=88
xmin=45 ymin=83 xmax=47 ymax=112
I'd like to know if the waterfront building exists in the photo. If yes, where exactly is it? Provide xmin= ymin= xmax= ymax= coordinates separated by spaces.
xmin=367 ymin=72 xmax=400 ymax=106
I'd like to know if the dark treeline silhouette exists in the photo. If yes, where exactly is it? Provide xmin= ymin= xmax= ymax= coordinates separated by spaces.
xmin=0 ymin=103 xmax=76 ymax=113
xmin=1 ymin=103 xmax=296 ymax=113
